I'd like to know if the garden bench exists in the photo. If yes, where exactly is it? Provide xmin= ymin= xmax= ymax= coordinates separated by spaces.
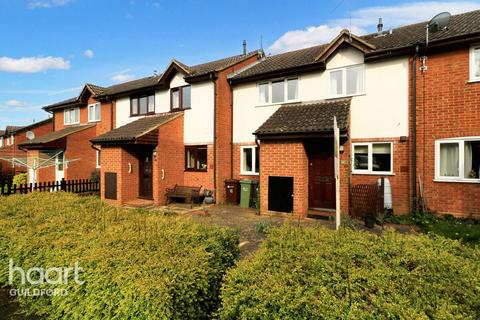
xmin=165 ymin=184 xmax=202 ymax=208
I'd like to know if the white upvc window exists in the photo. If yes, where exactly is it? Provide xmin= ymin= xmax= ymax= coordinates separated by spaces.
xmin=352 ymin=142 xmax=393 ymax=174
xmin=0 ymin=138 xmax=3 ymax=147
xmin=96 ymin=150 xmax=101 ymax=168
xmin=64 ymin=107 xmax=80 ymax=125
xmin=257 ymin=78 xmax=299 ymax=105
xmin=330 ymin=64 xmax=365 ymax=97
xmin=435 ymin=138 xmax=480 ymax=182
xmin=88 ymin=103 xmax=101 ymax=122
xmin=240 ymin=146 xmax=259 ymax=175
xmin=470 ymin=45 xmax=480 ymax=81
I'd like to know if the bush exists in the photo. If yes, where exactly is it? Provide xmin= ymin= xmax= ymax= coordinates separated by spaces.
xmin=0 ymin=193 xmax=239 ymax=319
xmin=219 ymin=224 xmax=480 ymax=319
xmin=12 ymin=173 xmax=27 ymax=186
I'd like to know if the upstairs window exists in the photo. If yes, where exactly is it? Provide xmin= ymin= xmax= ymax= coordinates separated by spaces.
xmin=64 ymin=108 xmax=80 ymax=125
xmin=353 ymin=142 xmax=392 ymax=174
xmin=436 ymin=138 xmax=480 ymax=181
xmin=258 ymin=78 xmax=298 ymax=105
xmin=185 ymin=145 xmax=207 ymax=172
xmin=470 ymin=46 xmax=480 ymax=81
xmin=88 ymin=103 xmax=101 ymax=122
xmin=131 ymin=94 xmax=155 ymax=116
xmin=330 ymin=65 xmax=365 ymax=97
xmin=171 ymin=85 xmax=191 ymax=111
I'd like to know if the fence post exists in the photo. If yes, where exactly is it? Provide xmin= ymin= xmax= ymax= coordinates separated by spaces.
xmin=61 ymin=178 xmax=66 ymax=192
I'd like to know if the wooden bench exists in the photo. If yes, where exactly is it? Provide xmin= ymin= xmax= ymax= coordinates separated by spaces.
xmin=165 ymin=185 xmax=202 ymax=208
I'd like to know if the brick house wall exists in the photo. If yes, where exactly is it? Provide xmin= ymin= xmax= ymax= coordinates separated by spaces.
xmin=214 ymin=54 xmax=261 ymax=203
xmin=414 ymin=46 xmax=480 ymax=217
xmin=64 ymin=126 xmax=97 ymax=180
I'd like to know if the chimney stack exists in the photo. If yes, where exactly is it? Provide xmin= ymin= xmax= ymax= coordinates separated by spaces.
xmin=243 ymin=40 xmax=247 ymax=56
xmin=377 ymin=18 xmax=383 ymax=33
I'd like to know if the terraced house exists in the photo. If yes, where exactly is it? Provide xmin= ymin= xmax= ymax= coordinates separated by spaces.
xmin=230 ymin=10 xmax=480 ymax=218
xmin=91 ymin=51 xmax=261 ymax=206
xmin=0 ymin=119 xmax=53 ymax=178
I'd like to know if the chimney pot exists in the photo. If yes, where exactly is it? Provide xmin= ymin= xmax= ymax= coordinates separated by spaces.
xmin=377 ymin=17 xmax=383 ymax=33
xmin=243 ymin=40 xmax=247 ymax=56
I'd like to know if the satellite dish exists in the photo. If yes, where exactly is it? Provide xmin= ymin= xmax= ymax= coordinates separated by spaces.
xmin=26 ymin=131 xmax=35 ymax=141
xmin=428 ymin=12 xmax=451 ymax=33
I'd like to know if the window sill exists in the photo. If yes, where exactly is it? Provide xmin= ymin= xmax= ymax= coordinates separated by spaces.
xmin=256 ymin=100 xmax=301 ymax=108
xmin=328 ymin=93 xmax=366 ymax=100
xmin=185 ymin=169 xmax=208 ymax=173
xmin=467 ymin=79 xmax=480 ymax=83
xmin=352 ymin=171 xmax=395 ymax=176
xmin=130 ymin=113 xmax=155 ymax=118
xmin=88 ymin=120 xmax=101 ymax=123
xmin=63 ymin=123 xmax=80 ymax=126
xmin=434 ymin=178 xmax=480 ymax=184
xmin=240 ymin=172 xmax=259 ymax=176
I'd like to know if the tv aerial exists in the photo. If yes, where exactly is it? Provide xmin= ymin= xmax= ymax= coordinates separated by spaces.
xmin=421 ymin=12 xmax=451 ymax=72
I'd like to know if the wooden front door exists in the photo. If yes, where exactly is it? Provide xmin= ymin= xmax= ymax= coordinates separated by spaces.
xmin=139 ymin=151 xmax=153 ymax=199
xmin=307 ymin=141 xmax=335 ymax=210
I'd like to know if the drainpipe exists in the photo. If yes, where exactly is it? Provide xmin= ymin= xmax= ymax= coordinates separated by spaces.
xmin=212 ymin=73 xmax=217 ymax=203
xmin=411 ymin=44 xmax=419 ymax=213
xmin=255 ymin=137 xmax=261 ymax=214
xmin=229 ymin=79 xmax=234 ymax=179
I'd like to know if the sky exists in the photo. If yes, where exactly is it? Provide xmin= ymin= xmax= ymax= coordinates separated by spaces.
xmin=0 ymin=0 xmax=479 ymax=127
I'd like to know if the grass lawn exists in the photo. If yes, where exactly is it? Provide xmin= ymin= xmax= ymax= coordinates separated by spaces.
xmin=387 ymin=213 xmax=480 ymax=245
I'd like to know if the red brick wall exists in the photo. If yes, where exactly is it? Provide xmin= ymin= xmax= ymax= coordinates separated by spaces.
xmin=414 ymin=46 xmax=480 ymax=217
xmin=154 ymin=115 xmax=185 ymax=205
xmin=64 ymin=126 xmax=97 ymax=181
xmin=214 ymin=54 xmax=260 ymax=203
xmin=259 ymin=140 xmax=309 ymax=216
xmin=350 ymin=138 xmax=410 ymax=214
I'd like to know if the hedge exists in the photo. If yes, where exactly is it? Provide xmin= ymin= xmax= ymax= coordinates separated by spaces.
xmin=0 ymin=193 xmax=239 ymax=319
xmin=219 ymin=224 xmax=480 ymax=319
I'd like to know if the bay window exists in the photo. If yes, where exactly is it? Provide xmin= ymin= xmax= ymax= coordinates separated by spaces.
xmin=258 ymin=78 xmax=299 ymax=104
xmin=88 ymin=103 xmax=101 ymax=122
xmin=131 ymin=94 xmax=155 ymax=116
xmin=64 ymin=108 xmax=80 ymax=125
xmin=241 ymin=146 xmax=259 ymax=175
xmin=470 ymin=45 xmax=480 ymax=81
xmin=436 ymin=138 xmax=480 ymax=181
xmin=185 ymin=145 xmax=207 ymax=172
xmin=353 ymin=142 xmax=392 ymax=174
xmin=171 ymin=85 xmax=191 ymax=110
xmin=330 ymin=65 xmax=365 ymax=97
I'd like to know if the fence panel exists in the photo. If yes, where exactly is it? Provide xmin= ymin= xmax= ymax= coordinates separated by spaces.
xmin=0 ymin=178 xmax=100 ymax=196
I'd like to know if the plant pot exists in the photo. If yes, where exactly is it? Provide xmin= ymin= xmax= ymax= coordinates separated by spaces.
xmin=365 ymin=215 xmax=376 ymax=228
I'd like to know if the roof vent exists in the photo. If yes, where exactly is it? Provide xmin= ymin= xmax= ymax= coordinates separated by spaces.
xmin=377 ymin=18 xmax=383 ymax=33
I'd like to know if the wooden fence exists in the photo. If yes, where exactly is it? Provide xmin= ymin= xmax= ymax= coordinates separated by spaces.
xmin=0 ymin=178 xmax=100 ymax=196
xmin=349 ymin=178 xmax=385 ymax=219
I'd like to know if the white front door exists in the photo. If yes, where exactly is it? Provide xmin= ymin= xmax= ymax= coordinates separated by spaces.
xmin=55 ymin=152 xmax=64 ymax=182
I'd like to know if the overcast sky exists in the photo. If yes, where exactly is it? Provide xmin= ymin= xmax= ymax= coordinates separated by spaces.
xmin=0 ymin=0 xmax=479 ymax=127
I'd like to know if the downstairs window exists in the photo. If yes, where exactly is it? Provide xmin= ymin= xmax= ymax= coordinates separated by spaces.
xmin=241 ymin=146 xmax=259 ymax=175
xmin=352 ymin=142 xmax=392 ymax=174
xmin=436 ymin=138 xmax=480 ymax=182
xmin=185 ymin=145 xmax=207 ymax=172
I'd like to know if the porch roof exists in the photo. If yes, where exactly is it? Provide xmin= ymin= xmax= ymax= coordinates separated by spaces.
xmin=19 ymin=124 xmax=95 ymax=149
xmin=255 ymin=98 xmax=350 ymax=139
xmin=91 ymin=112 xmax=182 ymax=145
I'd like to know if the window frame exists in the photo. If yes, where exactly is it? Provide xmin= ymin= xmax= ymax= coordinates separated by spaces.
xmin=170 ymin=85 xmax=192 ymax=111
xmin=435 ymin=137 xmax=480 ymax=183
xmin=240 ymin=145 xmax=260 ymax=176
xmin=329 ymin=64 xmax=365 ymax=98
xmin=257 ymin=77 xmax=299 ymax=105
xmin=88 ymin=103 xmax=101 ymax=122
xmin=469 ymin=45 xmax=480 ymax=82
xmin=96 ymin=150 xmax=101 ymax=169
xmin=352 ymin=142 xmax=393 ymax=175
xmin=185 ymin=145 xmax=208 ymax=172
xmin=64 ymin=107 xmax=80 ymax=125
xmin=130 ymin=93 xmax=155 ymax=117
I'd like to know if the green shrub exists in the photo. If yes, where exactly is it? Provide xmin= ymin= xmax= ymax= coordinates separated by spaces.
xmin=12 ymin=173 xmax=27 ymax=186
xmin=219 ymin=224 xmax=480 ymax=319
xmin=253 ymin=220 xmax=273 ymax=235
xmin=0 ymin=193 xmax=239 ymax=319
